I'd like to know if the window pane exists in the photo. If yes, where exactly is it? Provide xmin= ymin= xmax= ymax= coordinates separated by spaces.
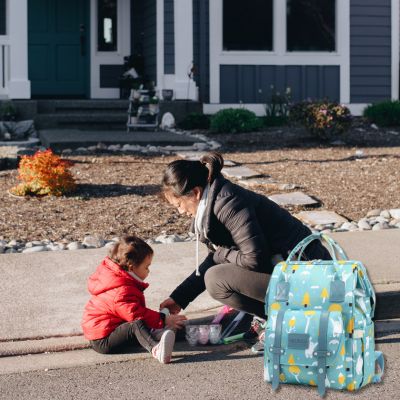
xmin=287 ymin=0 xmax=335 ymax=52
xmin=0 ymin=0 xmax=6 ymax=35
xmin=223 ymin=0 xmax=273 ymax=51
xmin=98 ymin=0 xmax=117 ymax=51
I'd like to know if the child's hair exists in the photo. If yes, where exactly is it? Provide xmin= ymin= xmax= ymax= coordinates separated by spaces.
xmin=109 ymin=235 xmax=153 ymax=272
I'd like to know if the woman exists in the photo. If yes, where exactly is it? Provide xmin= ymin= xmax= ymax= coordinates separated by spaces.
xmin=159 ymin=152 xmax=331 ymax=320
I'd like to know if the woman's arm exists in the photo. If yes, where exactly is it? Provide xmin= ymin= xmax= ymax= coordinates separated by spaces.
xmin=212 ymin=193 xmax=273 ymax=272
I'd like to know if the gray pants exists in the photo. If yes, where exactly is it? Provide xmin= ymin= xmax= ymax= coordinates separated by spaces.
xmin=205 ymin=264 xmax=271 ymax=319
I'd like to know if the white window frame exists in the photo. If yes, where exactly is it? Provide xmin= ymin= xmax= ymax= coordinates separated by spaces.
xmin=90 ymin=0 xmax=130 ymax=98
xmin=209 ymin=0 xmax=350 ymax=104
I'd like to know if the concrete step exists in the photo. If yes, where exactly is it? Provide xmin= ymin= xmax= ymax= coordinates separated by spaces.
xmin=37 ymin=100 xmax=128 ymax=114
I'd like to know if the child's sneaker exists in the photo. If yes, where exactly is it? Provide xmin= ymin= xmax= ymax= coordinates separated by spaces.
xmin=152 ymin=329 xmax=175 ymax=364
xmin=251 ymin=330 xmax=265 ymax=354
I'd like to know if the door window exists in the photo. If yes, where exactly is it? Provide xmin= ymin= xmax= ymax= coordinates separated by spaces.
xmin=98 ymin=0 xmax=117 ymax=51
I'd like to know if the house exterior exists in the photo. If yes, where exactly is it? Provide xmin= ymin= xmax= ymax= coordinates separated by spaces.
xmin=0 ymin=0 xmax=398 ymax=115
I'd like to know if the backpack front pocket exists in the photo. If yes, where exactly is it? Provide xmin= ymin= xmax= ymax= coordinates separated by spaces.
xmin=264 ymin=310 xmax=346 ymax=389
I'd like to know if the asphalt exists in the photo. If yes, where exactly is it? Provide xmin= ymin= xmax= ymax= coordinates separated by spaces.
xmin=0 ymin=230 xmax=399 ymax=360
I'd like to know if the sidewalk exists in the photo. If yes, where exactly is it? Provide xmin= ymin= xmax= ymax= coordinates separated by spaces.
xmin=0 ymin=230 xmax=399 ymax=358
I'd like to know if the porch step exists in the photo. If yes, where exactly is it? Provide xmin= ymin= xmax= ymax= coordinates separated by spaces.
xmin=37 ymin=100 xmax=128 ymax=114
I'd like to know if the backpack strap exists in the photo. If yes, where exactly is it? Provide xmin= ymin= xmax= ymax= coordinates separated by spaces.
xmin=315 ymin=311 xmax=330 ymax=397
xmin=372 ymin=351 xmax=385 ymax=383
xmin=271 ymin=310 xmax=286 ymax=391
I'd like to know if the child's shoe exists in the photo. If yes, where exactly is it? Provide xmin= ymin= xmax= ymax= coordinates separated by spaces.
xmin=152 ymin=329 xmax=175 ymax=364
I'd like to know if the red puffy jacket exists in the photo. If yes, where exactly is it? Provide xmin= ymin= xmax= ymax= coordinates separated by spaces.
xmin=81 ymin=257 xmax=164 ymax=340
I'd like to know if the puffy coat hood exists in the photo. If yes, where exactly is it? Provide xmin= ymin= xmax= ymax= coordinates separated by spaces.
xmin=88 ymin=257 xmax=149 ymax=295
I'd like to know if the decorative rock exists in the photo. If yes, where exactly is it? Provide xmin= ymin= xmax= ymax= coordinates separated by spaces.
xmin=330 ymin=140 xmax=345 ymax=146
xmin=177 ymin=151 xmax=207 ymax=160
xmin=380 ymin=210 xmax=391 ymax=219
xmin=154 ymin=234 xmax=183 ymax=244
xmin=46 ymin=243 xmax=61 ymax=251
xmin=122 ymin=144 xmax=140 ymax=152
xmin=62 ymin=149 xmax=72 ymax=155
xmin=355 ymin=150 xmax=364 ymax=158
xmin=160 ymin=112 xmax=175 ymax=129
xmin=340 ymin=222 xmax=358 ymax=231
xmin=296 ymin=211 xmax=348 ymax=226
xmin=269 ymin=192 xmax=319 ymax=207
xmin=389 ymin=209 xmax=400 ymax=219
xmin=192 ymin=142 xmax=209 ymax=151
xmin=108 ymin=144 xmax=121 ymax=151
xmin=366 ymin=209 xmax=381 ymax=218
xmin=104 ymin=241 xmax=116 ymax=249
xmin=0 ymin=245 xmax=5 ymax=254
xmin=376 ymin=216 xmax=389 ymax=224
xmin=222 ymin=166 xmax=261 ymax=179
xmin=96 ymin=142 xmax=107 ymax=150
xmin=76 ymin=147 xmax=89 ymax=153
xmin=148 ymin=146 xmax=158 ymax=152
xmin=389 ymin=218 xmax=400 ymax=226
xmin=5 ymin=248 xmax=18 ymax=253
xmin=238 ymin=178 xmax=299 ymax=191
xmin=372 ymin=222 xmax=389 ymax=231
xmin=371 ymin=123 xmax=379 ymax=130
xmin=321 ymin=229 xmax=333 ymax=234
xmin=83 ymin=235 xmax=106 ymax=248
xmin=7 ymin=239 xmax=19 ymax=248
xmin=67 ymin=242 xmax=84 ymax=251
xmin=87 ymin=146 xmax=97 ymax=152
xmin=22 ymin=246 xmax=47 ymax=253
xmin=357 ymin=219 xmax=371 ymax=231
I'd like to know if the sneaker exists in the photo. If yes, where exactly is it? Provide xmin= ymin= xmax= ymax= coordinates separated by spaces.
xmin=251 ymin=330 xmax=265 ymax=354
xmin=152 ymin=330 xmax=175 ymax=364
xmin=244 ymin=316 xmax=266 ymax=343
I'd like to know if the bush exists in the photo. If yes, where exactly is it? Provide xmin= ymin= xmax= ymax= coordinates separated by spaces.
xmin=210 ymin=108 xmax=262 ymax=133
xmin=178 ymin=112 xmax=211 ymax=130
xmin=0 ymin=100 xmax=18 ymax=121
xmin=363 ymin=100 xmax=400 ymax=126
xmin=10 ymin=149 xmax=76 ymax=196
xmin=289 ymin=101 xmax=352 ymax=140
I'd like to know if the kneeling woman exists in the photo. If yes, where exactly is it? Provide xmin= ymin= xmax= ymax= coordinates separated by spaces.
xmin=160 ymin=152 xmax=331 ymax=319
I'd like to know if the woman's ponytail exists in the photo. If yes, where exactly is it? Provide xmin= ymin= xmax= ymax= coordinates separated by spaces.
xmin=200 ymin=152 xmax=224 ymax=184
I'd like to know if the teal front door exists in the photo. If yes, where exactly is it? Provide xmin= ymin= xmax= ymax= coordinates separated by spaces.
xmin=28 ymin=0 xmax=89 ymax=97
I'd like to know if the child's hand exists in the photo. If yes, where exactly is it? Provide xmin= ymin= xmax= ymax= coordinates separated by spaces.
xmin=160 ymin=297 xmax=182 ymax=315
xmin=165 ymin=314 xmax=187 ymax=330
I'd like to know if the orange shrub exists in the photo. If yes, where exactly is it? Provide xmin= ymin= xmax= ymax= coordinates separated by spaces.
xmin=10 ymin=149 xmax=76 ymax=196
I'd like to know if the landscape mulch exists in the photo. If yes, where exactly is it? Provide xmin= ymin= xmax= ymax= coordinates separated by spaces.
xmin=1 ymin=122 xmax=399 ymax=243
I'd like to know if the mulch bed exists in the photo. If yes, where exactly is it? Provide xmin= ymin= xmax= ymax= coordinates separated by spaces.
xmin=1 ymin=120 xmax=399 ymax=243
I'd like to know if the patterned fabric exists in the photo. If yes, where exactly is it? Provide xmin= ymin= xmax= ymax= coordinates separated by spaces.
xmin=264 ymin=233 xmax=384 ymax=397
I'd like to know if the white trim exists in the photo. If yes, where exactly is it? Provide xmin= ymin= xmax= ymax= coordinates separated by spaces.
xmin=90 ymin=0 xmax=131 ymax=99
xmin=391 ymin=0 xmax=399 ymax=100
xmin=209 ymin=0 xmax=350 ymax=104
xmin=156 ymin=0 xmax=164 ymax=92
xmin=203 ymin=102 xmax=368 ymax=117
xmin=7 ymin=0 xmax=30 ymax=98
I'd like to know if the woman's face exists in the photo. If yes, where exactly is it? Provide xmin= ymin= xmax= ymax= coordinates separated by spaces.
xmin=165 ymin=188 xmax=202 ymax=217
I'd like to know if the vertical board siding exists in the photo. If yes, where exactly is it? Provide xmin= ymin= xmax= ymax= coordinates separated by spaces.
xmin=0 ymin=0 xmax=5 ymax=35
xmin=164 ymin=0 xmax=174 ymax=74
xmin=142 ymin=0 xmax=157 ymax=84
xmin=220 ymin=65 xmax=340 ymax=103
xmin=193 ymin=0 xmax=210 ymax=102
xmin=350 ymin=0 xmax=391 ymax=103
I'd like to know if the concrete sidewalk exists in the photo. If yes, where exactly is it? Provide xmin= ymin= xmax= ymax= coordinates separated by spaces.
xmin=0 ymin=230 xmax=399 ymax=357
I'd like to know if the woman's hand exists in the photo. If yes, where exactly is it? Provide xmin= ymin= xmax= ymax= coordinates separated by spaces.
xmin=160 ymin=297 xmax=182 ymax=315
xmin=165 ymin=314 xmax=187 ymax=330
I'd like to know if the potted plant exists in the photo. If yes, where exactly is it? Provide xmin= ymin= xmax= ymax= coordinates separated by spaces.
xmin=149 ymin=95 xmax=159 ymax=115
xmin=0 ymin=101 xmax=18 ymax=121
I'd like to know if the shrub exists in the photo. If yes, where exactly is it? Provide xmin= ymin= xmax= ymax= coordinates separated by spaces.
xmin=289 ymin=101 xmax=352 ymax=140
xmin=0 ymin=100 xmax=18 ymax=121
xmin=178 ymin=112 xmax=211 ymax=130
xmin=210 ymin=108 xmax=262 ymax=133
xmin=363 ymin=100 xmax=400 ymax=126
xmin=10 ymin=149 xmax=76 ymax=196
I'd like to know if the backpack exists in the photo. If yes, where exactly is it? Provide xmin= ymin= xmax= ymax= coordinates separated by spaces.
xmin=264 ymin=233 xmax=384 ymax=397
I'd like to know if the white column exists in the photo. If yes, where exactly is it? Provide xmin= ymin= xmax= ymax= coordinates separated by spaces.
xmin=8 ymin=0 xmax=31 ymax=98
xmin=156 ymin=0 xmax=164 ymax=92
xmin=173 ymin=0 xmax=197 ymax=100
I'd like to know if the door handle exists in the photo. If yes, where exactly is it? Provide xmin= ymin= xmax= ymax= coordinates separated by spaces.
xmin=80 ymin=24 xmax=86 ymax=56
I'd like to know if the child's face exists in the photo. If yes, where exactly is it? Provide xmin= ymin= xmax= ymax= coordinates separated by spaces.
xmin=134 ymin=254 xmax=153 ymax=280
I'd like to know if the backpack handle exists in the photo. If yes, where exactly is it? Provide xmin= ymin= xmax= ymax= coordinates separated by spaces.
xmin=286 ymin=233 xmax=348 ymax=263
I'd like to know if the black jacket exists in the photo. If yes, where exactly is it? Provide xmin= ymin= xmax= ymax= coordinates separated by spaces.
xmin=170 ymin=174 xmax=329 ymax=309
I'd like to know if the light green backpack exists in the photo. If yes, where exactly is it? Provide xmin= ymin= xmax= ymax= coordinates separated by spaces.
xmin=264 ymin=233 xmax=384 ymax=397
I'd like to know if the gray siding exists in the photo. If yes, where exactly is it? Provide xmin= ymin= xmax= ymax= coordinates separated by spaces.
xmin=220 ymin=65 xmax=340 ymax=103
xmin=164 ymin=0 xmax=174 ymax=74
xmin=350 ymin=0 xmax=392 ymax=103
xmin=0 ymin=0 xmax=5 ymax=35
xmin=193 ymin=0 xmax=210 ymax=102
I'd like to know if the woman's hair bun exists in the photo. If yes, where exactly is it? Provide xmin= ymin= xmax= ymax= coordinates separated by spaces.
xmin=200 ymin=152 xmax=224 ymax=182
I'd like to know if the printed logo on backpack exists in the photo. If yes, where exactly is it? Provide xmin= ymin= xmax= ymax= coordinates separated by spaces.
xmin=264 ymin=233 xmax=384 ymax=397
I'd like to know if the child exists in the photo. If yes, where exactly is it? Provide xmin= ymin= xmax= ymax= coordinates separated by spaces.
xmin=81 ymin=235 xmax=187 ymax=364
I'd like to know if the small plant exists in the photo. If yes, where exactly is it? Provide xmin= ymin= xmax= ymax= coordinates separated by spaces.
xmin=10 ymin=149 xmax=76 ymax=196
xmin=210 ymin=108 xmax=262 ymax=133
xmin=289 ymin=101 xmax=352 ymax=140
xmin=178 ymin=112 xmax=210 ymax=130
xmin=149 ymin=95 xmax=159 ymax=105
xmin=363 ymin=100 xmax=400 ymax=126
xmin=0 ymin=101 xmax=18 ymax=121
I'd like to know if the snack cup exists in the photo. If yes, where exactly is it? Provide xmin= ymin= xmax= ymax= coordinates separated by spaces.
xmin=185 ymin=325 xmax=199 ymax=346
xmin=198 ymin=325 xmax=210 ymax=345
xmin=209 ymin=324 xmax=222 ymax=344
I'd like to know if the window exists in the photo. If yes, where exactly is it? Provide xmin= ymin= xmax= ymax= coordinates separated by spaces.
xmin=98 ymin=0 xmax=117 ymax=51
xmin=223 ymin=0 xmax=273 ymax=51
xmin=287 ymin=0 xmax=336 ymax=52
xmin=0 ymin=0 xmax=6 ymax=35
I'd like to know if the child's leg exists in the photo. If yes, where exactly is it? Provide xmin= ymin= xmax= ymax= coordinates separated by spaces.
xmin=91 ymin=320 xmax=157 ymax=354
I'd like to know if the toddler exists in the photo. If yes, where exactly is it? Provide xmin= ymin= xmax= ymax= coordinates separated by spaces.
xmin=81 ymin=235 xmax=187 ymax=364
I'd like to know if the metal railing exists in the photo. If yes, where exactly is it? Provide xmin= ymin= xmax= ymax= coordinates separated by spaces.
xmin=0 ymin=41 xmax=10 ymax=96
